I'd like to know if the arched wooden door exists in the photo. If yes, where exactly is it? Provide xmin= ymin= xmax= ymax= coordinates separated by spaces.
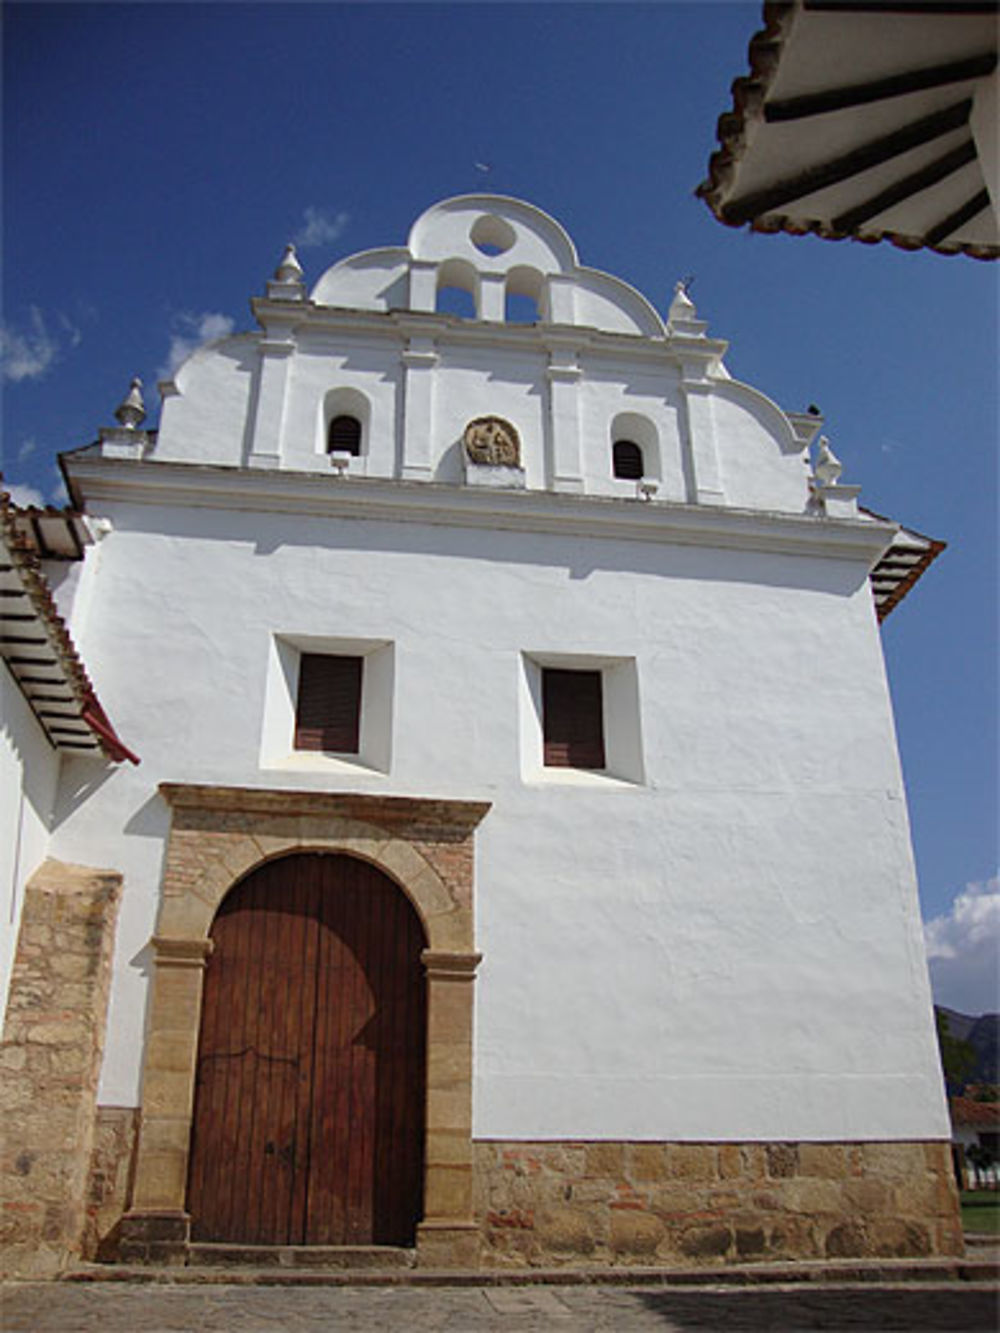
xmin=186 ymin=852 xmax=427 ymax=1246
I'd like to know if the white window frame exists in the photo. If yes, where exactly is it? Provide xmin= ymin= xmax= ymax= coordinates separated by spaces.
xmin=260 ymin=634 xmax=394 ymax=775
xmin=518 ymin=651 xmax=645 ymax=787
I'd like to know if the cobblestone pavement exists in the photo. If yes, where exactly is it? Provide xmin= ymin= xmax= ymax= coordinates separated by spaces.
xmin=2 ymin=1280 xmax=998 ymax=1332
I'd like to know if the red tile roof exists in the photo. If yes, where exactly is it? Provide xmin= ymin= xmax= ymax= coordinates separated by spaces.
xmin=951 ymin=1096 xmax=1000 ymax=1129
xmin=0 ymin=488 xmax=138 ymax=764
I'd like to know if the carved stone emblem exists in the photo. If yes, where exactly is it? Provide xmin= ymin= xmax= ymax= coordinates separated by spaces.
xmin=463 ymin=416 xmax=521 ymax=468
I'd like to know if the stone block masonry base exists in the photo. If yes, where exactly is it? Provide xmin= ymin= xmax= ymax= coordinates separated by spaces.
xmin=77 ymin=1132 xmax=963 ymax=1270
xmin=83 ymin=1107 xmax=140 ymax=1262
xmin=474 ymin=1141 xmax=964 ymax=1268
xmin=0 ymin=861 xmax=122 ymax=1279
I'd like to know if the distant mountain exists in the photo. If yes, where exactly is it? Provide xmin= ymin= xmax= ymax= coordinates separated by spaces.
xmin=937 ymin=1007 xmax=1000 ymax=1087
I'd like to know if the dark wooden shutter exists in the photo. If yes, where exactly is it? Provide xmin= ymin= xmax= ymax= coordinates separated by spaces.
xmin=613 ymin=440 xmax=644 ymax=479
xmin=327 ymin=415 xmax=362 ymax=455
xmin=295 ymin=654 xmax=362 ymax=753
xmin=542 ymin=668 xmax=605 ymax=769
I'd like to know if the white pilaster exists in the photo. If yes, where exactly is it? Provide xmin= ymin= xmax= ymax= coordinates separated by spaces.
xmin=247 ymin=336 xmax=295 ymax=468
xmin=546 ymin=344 xmax=583 ymax=493
xmin=679 ymin=376 xmax=725 ymax=506
xmin=400 ymin=337 xmax=439 ymax=480
xmin=409 ymin=260 xmax=438 ymax=313
xmin=479 ymin=273 xmax=506 ymax=323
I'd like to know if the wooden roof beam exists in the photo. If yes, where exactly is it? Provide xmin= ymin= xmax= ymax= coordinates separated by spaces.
xmin=722 ymin=99 xmax=973 ymax=225
xmin=925 ymin=188 xmax=992 ymax=245
xmin=804 ymin=2 xmax=999 ymax=14
xmin=833 ymin=140 xmax=977 ymax=231
xmin=765 ymin=53 xmax=996 ymax=123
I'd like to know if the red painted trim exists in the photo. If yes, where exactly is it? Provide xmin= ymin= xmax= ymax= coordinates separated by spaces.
xmin=82 ymin=692 xmax=140 ymax=766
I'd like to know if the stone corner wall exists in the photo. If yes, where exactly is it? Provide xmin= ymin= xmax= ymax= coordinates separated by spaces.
xmin=0 ymin=860 xmax=122 ymax=1278
xmin=474 ymin=1139 xmax=964 ymax=1268
xmin=82 ymin=1106 xmax=140 ymax=1262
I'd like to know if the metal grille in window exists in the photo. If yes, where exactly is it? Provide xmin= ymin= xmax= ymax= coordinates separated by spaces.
xmin=612 ymin=440 xmax=643 ymax=479
xmin=295 ymin=654 xmax=363 ymax=753
xmin=542 ymin=668 xmax=605 ymax=769
xmin=327 ymin=415 xmax=362 ymax=456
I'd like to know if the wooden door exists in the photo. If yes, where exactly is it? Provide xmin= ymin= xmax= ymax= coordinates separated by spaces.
xmin=186 ymin=853 xmax=426 ymax=1246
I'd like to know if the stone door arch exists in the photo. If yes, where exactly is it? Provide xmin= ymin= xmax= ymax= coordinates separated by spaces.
xmin=122 ymin=785 xmax=489 ymax=1268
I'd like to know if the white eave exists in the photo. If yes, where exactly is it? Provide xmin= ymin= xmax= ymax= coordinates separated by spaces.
xmin=62 ymin=453 xmax=899 ymax=566
xmin=864 ymin=512 xmax=946 ymax=621
xmin=698 ymin=1 xmax=998 ymax=260
xmin=9 ymin=504 xmax=94 ymax=560
xmin=0 ymin=493 xmax=138 ymax=763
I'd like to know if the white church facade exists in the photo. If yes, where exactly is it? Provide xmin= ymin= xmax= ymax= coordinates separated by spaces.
xmin=1 ymin=195 xmax=960 ymax=1274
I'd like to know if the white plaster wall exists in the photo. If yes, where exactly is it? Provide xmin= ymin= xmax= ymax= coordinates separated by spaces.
xmin=279 ymin=339 xmax=401 ymax=477
xmin=43 ymin=541 xmax=105 ymax=642
xmin=712 ymin=384 xmax=812 ymax=513
xmin=147 ymin=320 xmax=809 ymax=513
xmin=0 ymin=664 xmax=60 ymax=1018
xmin=48 ymin=497 xmax=946 ymax=1140
xmin=145 ymin=187 xmax=813 ymax=510
xmin=578 ymin=363 xmax=686 ymax=500
xmin=432 ymin=346 xmax=547 ymax=485
xmin=155 ymin=335 xmax=257 ymax=464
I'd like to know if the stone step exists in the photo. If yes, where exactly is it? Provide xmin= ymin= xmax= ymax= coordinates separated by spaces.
xmin=62 ymin=1254 xmax=1000 ymax=1287
xmin=186 ymin=1243 xmax=416 ymax=1270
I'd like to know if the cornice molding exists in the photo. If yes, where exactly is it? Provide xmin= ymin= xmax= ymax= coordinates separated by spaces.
xmin=250 ymin=297 xmax=729 ymax=369
xmin=65 ymin=456 xmax=897 ymax=564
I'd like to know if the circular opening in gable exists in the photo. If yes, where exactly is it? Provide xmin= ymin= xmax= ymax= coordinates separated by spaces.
xmin=470 ymin=214 xmax=516 ymax=257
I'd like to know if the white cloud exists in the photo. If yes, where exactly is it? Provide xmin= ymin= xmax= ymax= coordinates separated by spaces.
xmin=159 ymin=311 xmax=236 ymax=381
xmin=0 ymin=307 xmax=59 ymax=382
xmin=925 ymin=875 xmax=1000 ymax=1016
xmin=58 ymin=313 xmax=83 ymax=348
xmin=294 ymin=207 xmax=349 ymax=249
xmin=18 ymin=438 xmax=37 ymax=463
xmin=5 ymin=482 xmax=46 ymax=508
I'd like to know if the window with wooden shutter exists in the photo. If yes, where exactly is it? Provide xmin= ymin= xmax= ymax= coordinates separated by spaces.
xmin=542 ymin=668 xmax=605 ymax=769
xmin=295 ymin=653 xmax=363 ymax=753
xmin=612 ymin=440 xmax=644 ymax=479
xmin=327 ymin=415 xmax=362 ymax=456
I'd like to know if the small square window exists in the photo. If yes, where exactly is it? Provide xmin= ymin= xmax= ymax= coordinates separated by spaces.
xmin=294 ymin=653 xmax=363 ymax=753
xmin=542 ymin=668 xmax=605 ymax=769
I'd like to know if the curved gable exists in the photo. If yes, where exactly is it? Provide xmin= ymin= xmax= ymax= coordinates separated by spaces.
xmin=304 ymin=194 xmax=668 ymax=336
xmin=310 ymin=246 xmax=410 ymax=311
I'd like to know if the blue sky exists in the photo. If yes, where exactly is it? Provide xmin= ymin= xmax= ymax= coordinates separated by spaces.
xmin=3 ymin=2 xmax=997 ymax=1012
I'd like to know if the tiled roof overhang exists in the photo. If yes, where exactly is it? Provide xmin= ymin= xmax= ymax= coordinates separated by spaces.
xmin=9 ymin=503 xmax=93 ymax=560
xmin=697 ymin=1 xmax=999 ymax=260
xmin=863 ymin=511 xmax=945 ymax=622
xmin=0 ymin=490 xmax=138 ymax=764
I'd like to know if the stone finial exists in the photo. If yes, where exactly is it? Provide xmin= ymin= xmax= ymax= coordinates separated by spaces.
xmin=668 ymin=280 xmax=697 ymax=321
xmin=274 ymin=243 xmax=303 ymax=285
xmin=114 ymin=377 xmax=146 ymax=430
xmin=265 ymin=243 xmax=306 ymax=303
xmin=814 ymin=436 xmax=843 ymax=487
xmin=667 ymin=279 xmax=709 ymax=339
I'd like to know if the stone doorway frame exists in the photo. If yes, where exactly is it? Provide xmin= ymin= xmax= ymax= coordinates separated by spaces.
xmin=122 ymin=784 xmax=489 ymax=1268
